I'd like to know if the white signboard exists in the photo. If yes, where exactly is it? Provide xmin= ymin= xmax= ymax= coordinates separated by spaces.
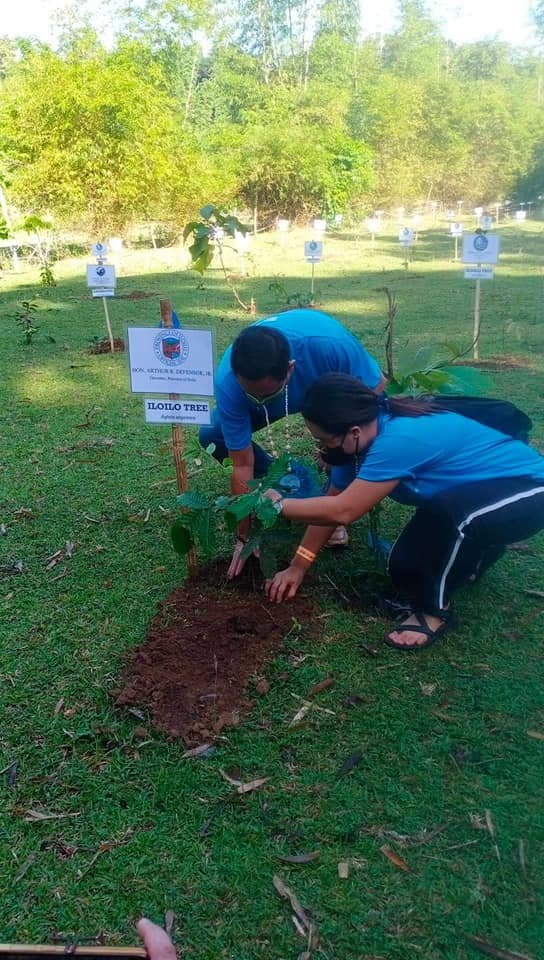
xmin=399 ymin=228 xmax=415 ymax=246
xmin=366 ymin=218 xmax=380 ymax=234
xmin=480 ymin=215 xmax=493 ymax=230
xmin=144 ymin=398 xmax=212 ymax=425
xmin=313 ymin=219 xmax=326 ymax=233
xmin=462 ymin=233 xmax=500 ymax=264
xmin=235 ymin=229 xmax=251 ymax=253
xmin=128 ymin=327 xmax=214 ymax=396
xmin=515 ymin=210 xmax=527 ymax=222
xmin=92 ymin=241 xmax=108 ymax=258
xmin=464 ymin=267 xmax=494 ymax=280
xmin=277 ymin=219 xmax=290 ymax=232
xmin=92 ymin=288 xmax=115 ymax=298
xmin=304 ymin=240 xmax=323 ymax=262
xmin=450 ymin=222 xmax=463 ymax=236
xmin=87 ymin=264 xmax=116 ymax=289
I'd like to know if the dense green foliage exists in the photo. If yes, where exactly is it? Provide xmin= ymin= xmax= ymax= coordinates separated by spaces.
xmin=1 ymin=0 xmax=544 ymax=230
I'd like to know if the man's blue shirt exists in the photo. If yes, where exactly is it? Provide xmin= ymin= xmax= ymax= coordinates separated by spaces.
xmin=215 ymin=310 xmax=382 ymax=451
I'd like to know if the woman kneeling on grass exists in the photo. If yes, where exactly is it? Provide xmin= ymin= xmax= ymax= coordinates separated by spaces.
xmin=263 ymin=373 xmax=544 ymax=651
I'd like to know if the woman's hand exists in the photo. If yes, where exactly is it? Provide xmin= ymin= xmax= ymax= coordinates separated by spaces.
xmin=227 ymin=538 xmax=260 ymax=580
xmin=265 ymin=565 xmax=305 ymax=603
xmin=263 ymin=487 xmax=282 ymax=503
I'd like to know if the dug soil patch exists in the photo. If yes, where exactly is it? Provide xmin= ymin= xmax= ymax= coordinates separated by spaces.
xmin=454 ymin=355 xmax=535 ymax=371
xmin=116 ymin=562 xmax=318 ymax=742
xmin=89 ymin=337 xmax=125 ymax=354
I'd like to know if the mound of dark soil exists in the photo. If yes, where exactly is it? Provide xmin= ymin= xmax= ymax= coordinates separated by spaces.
xmin=89 ymin=337 xmax=125 ymax=354
xmin=115 ymin=561 xmax=318 ymax=742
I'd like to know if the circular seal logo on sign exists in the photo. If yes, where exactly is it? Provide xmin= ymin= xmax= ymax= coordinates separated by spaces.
xmin=153 ymin=330 xmax=190 ymax=366
xmin=96 ymin=266 xmax=106 ymax=277
xmin=473 ymin=235 xmax=489 ymax=252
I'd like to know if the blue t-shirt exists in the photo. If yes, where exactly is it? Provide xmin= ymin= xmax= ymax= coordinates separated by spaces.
xmin=331 ymin=411 xmax=544 ymax=504
xmin=215 ymin=310 xmax=382 ymax=451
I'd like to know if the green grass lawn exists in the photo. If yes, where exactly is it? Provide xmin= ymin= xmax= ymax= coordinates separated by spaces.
xmin=1 ymin=220 xmax=543 ymax=959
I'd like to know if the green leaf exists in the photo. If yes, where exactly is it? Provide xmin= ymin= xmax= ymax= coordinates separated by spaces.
xmin=182 ymin=220 xmax=201 ymax=242
xmin=192 ymin=247 xmax=214 ymax=275
xmin=189 ymin=237 xmax=210 ymax=260
xmin=240 ymin=535 xmax=261 ymax=561
xmin=200 ymin=204 xmax=216 ymax=220
xmin=215 ymin=495 xmax=234 ymax=510
xmin=255 ymin=497 xmax=281 ymax=529
xmin=171 ymin=519 xmax=195 ymax=556
xmin=176 ymin=491 xmax=210 ymax=509
xmin=440 ymin=365 xmax=493 ymax=394
xmin=224 ymin=491 xmax=261 ymax=522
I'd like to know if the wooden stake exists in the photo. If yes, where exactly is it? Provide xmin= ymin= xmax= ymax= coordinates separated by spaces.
xmin=102 ymin=296 xmax=115 ymax=353
xmin=0 ymin=947 xmax=146 ymax=959
xmin=160 ymin=298 xmax=198 ymax=577
xmin=473 ymin=269 xmax=482 ymax=361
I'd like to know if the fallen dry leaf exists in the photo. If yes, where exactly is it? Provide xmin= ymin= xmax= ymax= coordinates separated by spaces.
xmin=45 ymin=550 xmax=63 ymax=571
xmin=464 ymin=935 xmax=534 ymax=960
xmin=65 ymin=541 xmax=75 ymax=558
xmin=237 ymin=776 xmax=270 ymax=795
xmin=219 ymin=768 xmax=243 ymax=787
xmin=338 ymin=861 xmax=349 ymax=879
xmin=255 ymin=677 xmax=270 ymax=695
xmin=524 ymin=589 xmax=544 ymax=599
xmin=527 ymin=730 xmax=544 ymax=741
xmin=24 ymin=808 xmax=80 ymax=822
xmin=336 ymin=749 xmax=364 ymax=778
xmin=307 ymin=677 xmax=335 ymax=697
xmin=277 ymin=852 xmax=320 ymax=865
xmin=164 ymin=910 xmax=175 ymax=936
xmin=0 ymin=523 xmax=7 ymax=536
xmin=289 ymin=702 xmax=312 ymax=727
xmin=54 ymin=698 xmax=65 ymax=716
xmin=272 ymin=875 xmax=312 ymax=931
xmin=182 ymin=743 xmax=214 ymax=758
xmin=380 ymin=844 xmax=410 ymax=872
xmin=419 ymin=682 xmax=436 ymax=696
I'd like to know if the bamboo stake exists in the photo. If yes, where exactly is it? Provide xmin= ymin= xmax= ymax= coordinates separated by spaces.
xmin=0 ymin=947 xmax=146 ymax=958
xmin=473 ymin=268 xmax=482 ymax=361
xmin=160 ymin=298 xmax=198 ymax=577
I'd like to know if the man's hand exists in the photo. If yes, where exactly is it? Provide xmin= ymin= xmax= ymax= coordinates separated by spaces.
xmin=265 ymin=565 xmax=305 ymax=603
xmin=137 ymin=918 xmax=178 ymax=960
xmin=227 ymin=538 xmax=260 ymax=580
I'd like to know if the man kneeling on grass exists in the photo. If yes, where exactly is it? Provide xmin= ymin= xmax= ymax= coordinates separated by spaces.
xmin=199 ymin=309 xmax=385 ymax=578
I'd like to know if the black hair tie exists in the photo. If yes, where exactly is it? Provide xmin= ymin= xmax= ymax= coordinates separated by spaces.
xmin=377 ymin=394 xmax=390 ymax=412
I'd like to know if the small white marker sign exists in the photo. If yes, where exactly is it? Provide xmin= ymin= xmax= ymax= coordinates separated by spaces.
xmin=480 ymin=215 xmax=493 ymax=230
xmin=304 ymin=240 xmax=323 ymax=262
xmin=313 ymin=219 xmax=326 ymax=233
xmin=92 ymin=241 xmax=109 ymax=258
xmin=144 ymin=398 xmax=212 ymax=425
xmin=515 ymin=210 xmax=527 ymax=222
xmin=128 ymin=326 xmax=215 ymax=396
xmin=462 ymin=234 xmax=500 ymax=265
xmin=399 ymin=228 xmax=415 ymax=246
xmin=464 ymin=267 xmax=494 ymax=280
xmin=92 ymin=288 xmax=115 ymax=298
xmin=87 ymin=263 xmax=116 ymax=289
xmin=450 ymin=222 xmax=463 ymax=236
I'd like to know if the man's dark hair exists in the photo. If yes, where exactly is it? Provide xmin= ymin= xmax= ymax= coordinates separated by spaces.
xmin=231 ymin=326 xmax=290 ymax=381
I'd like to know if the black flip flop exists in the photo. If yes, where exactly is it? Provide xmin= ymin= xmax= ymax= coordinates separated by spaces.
xmin=384 ymin=609 xmax=455 ymax=652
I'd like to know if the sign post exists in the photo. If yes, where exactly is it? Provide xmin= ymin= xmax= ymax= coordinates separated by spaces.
xmin=462 ymin=232 xmax=500 ymax=360
xmin=450 ymin=221 xmax=463 ymax=261
xmin=366 ymin=217 xmax=380 ymax=249
xmin=87 ymin=242 xmax=116 ymax=352
xmin=304 ymin=240 xmax=323 ymax=302
xmin=398 ymin=228 xmax=414 ymax=269
xmin=161 ymin=300 xmax=194 ymax=575
xmin=127 ymin=311 xmax=215 ymax=576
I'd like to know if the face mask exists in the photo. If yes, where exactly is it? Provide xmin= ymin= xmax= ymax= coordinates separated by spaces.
xmin=244 ymin=383 xmax=286 ymax=405
xmin=319 ymin=433 xmax=360 ymax=466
